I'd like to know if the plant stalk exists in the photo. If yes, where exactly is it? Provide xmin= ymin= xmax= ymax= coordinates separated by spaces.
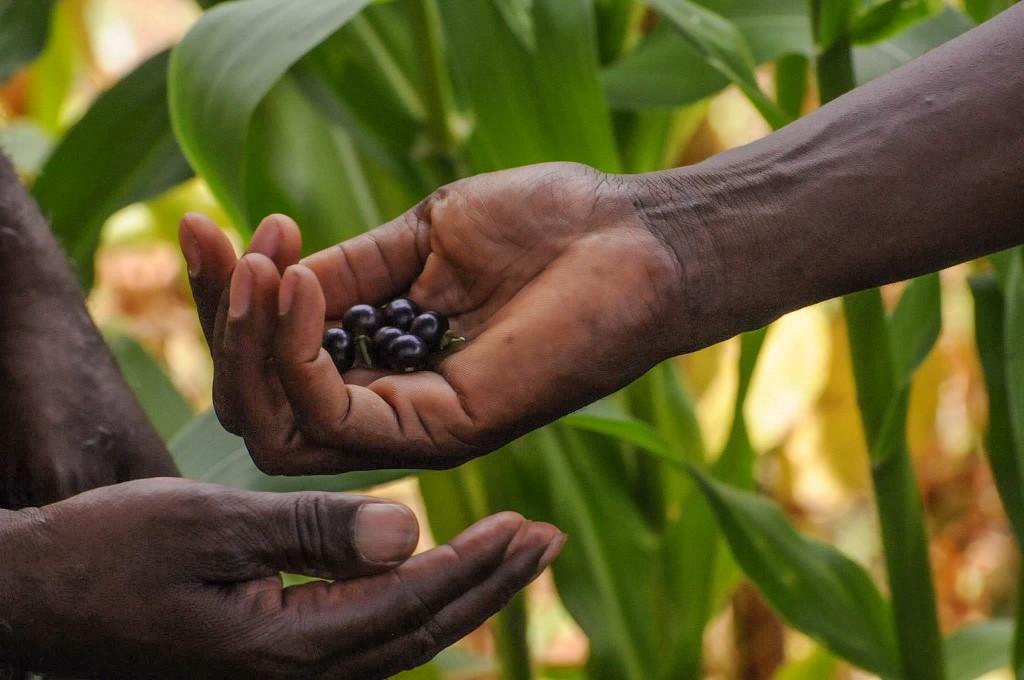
xmin=816 ymin=22 xmax=946 ymax=679
xmin=407 ymin=0 xmax=462 ymax=155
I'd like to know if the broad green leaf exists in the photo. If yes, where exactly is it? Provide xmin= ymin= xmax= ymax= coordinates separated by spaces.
xmin=853 ymin=7 xmax=973 ymax=85
xmin=641 ymin=0 xmax=790 ymax=128
xmin=602 ymin=24 xmax=727 ymax=110
xmin=32 ymin=50 xmax=192 ymax=289
xmin=562 ymin=401 xmax=674 ymax=459
xmin=944 ymin=619 xmax=1013 ymax=680
xmin=888 ymin=273 xmax=941 ymax=385
xmin=244 ymin=77 xmax=379 ymax=253
xmin=440 ymin=0 xmax=621 ymax=173
xmin=104 ymin=332 xmax=193 ymax=443
xmin=169 ymin=0 xmax=373 ymax=233
xmin=0 ymin=0 xmax=57 ymax=84
xmin=969 ymin=273 xmax=1024 ymax=543
xmin=493 ymin=0 xmax=537 ymax=51
xmin=170 ymin=410 xmax=415 ymax=492
xmin=687 ymin=466 xmax=901 ymax=678
xmin=696 ymin=0 xmax=813 ymax=62
xmin=1004 ymin=250 xmax=1024 ymax=510
xmin=850 ymin=0 xmax=940 ymax=45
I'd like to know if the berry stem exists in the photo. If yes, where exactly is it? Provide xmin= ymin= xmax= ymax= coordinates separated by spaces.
xmin=356 ymin=336 xmax=374 ymax=369
xmin=440 ymin=330 xmax=466 ymax=350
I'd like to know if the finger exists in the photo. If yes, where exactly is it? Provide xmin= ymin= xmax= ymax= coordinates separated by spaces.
xmin=302 ymin=204 xmax=431 ymax=318
xmin=220 ymin=253 xmax=294 ymax=452
xmin=272 ymin=265 xmax=475 ymax=472
xmin=249 ymin=213 xmax=303 ymax=274
xmin=276 ymin=512 xmax=564 ymax=666
xmin=179 ymin=212 xmax=236 ymax=350
xmin=217 ymin=491 xmax=419 ymax=582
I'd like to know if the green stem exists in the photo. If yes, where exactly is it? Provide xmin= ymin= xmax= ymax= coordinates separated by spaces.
xmin=494 ymin=592 xmax=534 ymax=680
xmin=818 ymin=32 xmax=946 ymax=679
xmin=407 ymin=0 xmax=462 ymax=154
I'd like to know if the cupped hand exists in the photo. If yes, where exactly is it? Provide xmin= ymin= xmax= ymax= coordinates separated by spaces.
xmin=0 ymin=478 xmax=564 ymax=679
xmin=181 ymin=162 xmax=685 ymax=474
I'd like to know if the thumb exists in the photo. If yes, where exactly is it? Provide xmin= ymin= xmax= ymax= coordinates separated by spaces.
xmin=220 ymin=491 xmax=420 ymax=582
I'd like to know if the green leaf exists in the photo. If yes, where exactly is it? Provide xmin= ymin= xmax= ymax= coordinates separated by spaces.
xmin=687 ymin=466 xmax=901 ymax=678
xmin=601 ymin=24 xmax=728 ymax=109
xmin=169 ymin=0 xmax=374 ymax=232
xmin=244 ymin=77 xmax=379 ymax=253
xmin=104 ymin=332 xmax=193 ymax=443
xmin=170 ymin=410 xmax=416 ymax=492
xmin=695 ymin=0 xmax=813 ymax=62
xmin=850 ymin=0 xmax=940 ymax=45
xmin=440 ymin=0 xmax=621 ymax=172
xmin=888 ymin=273 xmax=941 ymax=385
xmin=944 ymin=619 xmax=1013 ymax=680
xmin=853 ymin=7 xmax=973 ymax=85
xmin=493 ymin=0 xmax=537 ymax=51
xmin=0 ymin=0 xmax=58 ymax=84
xmin=969 ymin=273 xmax=1024 ymax=543
xmin=962 ymin=0 xmax=1014 ymax=23
xmin=562 ymin=401 xmax=674 ymax=459
xmin=1004 ymin=250 xmax=1024 ymax=509
xmin=641 ymin=0 xmax=791 ymax=129
xmin=32 ymin=50 xmax=192 ymax=289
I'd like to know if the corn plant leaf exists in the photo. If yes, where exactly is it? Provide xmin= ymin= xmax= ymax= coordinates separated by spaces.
xmin=602 ymin=24 xmax=727 ymax=110
xmin=850 ymin=0 xmax=940 ymax=45
xmin=969 ymin=273 xmax=1024 ymax=543
xmin=853 ymin=7 xmax=973 ymax=85
xmin=493 ymin=0 xmax=536 ymax=51
xmin=1004 ymin=250 xmax=1024 ymax=496
xmin=562 ymin=401 xmax=674 ymax=459
xmin=687 ymin=466 xmax=901 ymax=678
xmin=695 ymin=0 xmax=813 ymax=62
xmin=0 ymin=0 xmax=58 ymax=84
xmin=944 ymin=619 xmax=1013 ymax=680
xmin=439 ymin=0 xmax=621 ymax=173
xmin=169 ymin=0 xmax=373 ymax=233
xmin=962 ymin=0 xmax=1014 ymax=22
xmin=170 ymin=410 xmax=415 ymax=492
xmin=243 ymin=77 xmax=379 ymax=253
xmin=640 ymin=0 xmax=790 ymax=128
xmin=104 ymin=332 xmax=193 ymax=443
xmin=32 ymin=50 xmax=192 ymax=289
xmin=888 ymin=273 xmax=941 ymax=385
xmin=603 ymin=0 xmax=811 ymax=110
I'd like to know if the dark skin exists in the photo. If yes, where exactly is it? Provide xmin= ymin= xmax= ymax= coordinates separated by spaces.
xmin=0 ymin=154 xmax=566 ymax=679
xmin=0 ymin=156 xmax=177 ymax=507
xmin=185 ymin=4 xmax=1024 ymax=475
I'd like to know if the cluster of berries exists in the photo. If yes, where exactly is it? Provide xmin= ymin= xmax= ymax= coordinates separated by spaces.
xmin=322 ymin=299 xmax=461 ymax=374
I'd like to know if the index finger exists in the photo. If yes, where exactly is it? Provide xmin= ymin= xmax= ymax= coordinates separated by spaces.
xmin=302 ymin=203 xmax=431 ymax=318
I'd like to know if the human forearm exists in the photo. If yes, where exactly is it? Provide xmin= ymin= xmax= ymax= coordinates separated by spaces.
xmin=0 ymin=155 xmax=177 ymax=508
xmin=632 ymin=4 xmax=1024 ymax=352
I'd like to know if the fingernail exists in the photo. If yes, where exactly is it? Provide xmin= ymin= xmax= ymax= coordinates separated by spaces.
xmin=279 ymin=268 xmax=297 ymax=317
xmin=355 ymin=503 xmax=419 ymax=563
xmin=229 ymin=261 xmax=253 ymax=319
xmin=536 ymin=533 xmax=567 ymax=575
xmin=251 ymin=218 xmax=282 ymax=260
xmin=179 ymin=217 xmax=202 ymax=277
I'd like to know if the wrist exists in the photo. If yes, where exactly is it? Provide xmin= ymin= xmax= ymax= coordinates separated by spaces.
xmin=0 ymin=509 xmax=32 ymax=668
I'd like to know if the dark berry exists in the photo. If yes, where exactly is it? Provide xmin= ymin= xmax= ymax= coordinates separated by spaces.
xmin=387 ymin=334 xmax=429 ymax=372
xmin=322 ymin=328 xmax=355 ymax=372
xmin=342 ymin=304 xmax=382 ymax=338
xmin=372 ymin=326 xmax=405 ymax=369
xmin=410 ymin=311 xmax=450 ymax=351
xmin=382 ymin=298 xmax=420 ymax=331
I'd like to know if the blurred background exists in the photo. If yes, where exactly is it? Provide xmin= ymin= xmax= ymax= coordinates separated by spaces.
xmin=0 ymin=0 xmax=1019 ymax=678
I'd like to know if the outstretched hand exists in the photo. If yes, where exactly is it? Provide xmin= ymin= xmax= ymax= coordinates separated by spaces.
xmin=1 ymin=478 xmax=563 ymax=679
xmin=181 ymin=163 xmax=685 ymax=474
